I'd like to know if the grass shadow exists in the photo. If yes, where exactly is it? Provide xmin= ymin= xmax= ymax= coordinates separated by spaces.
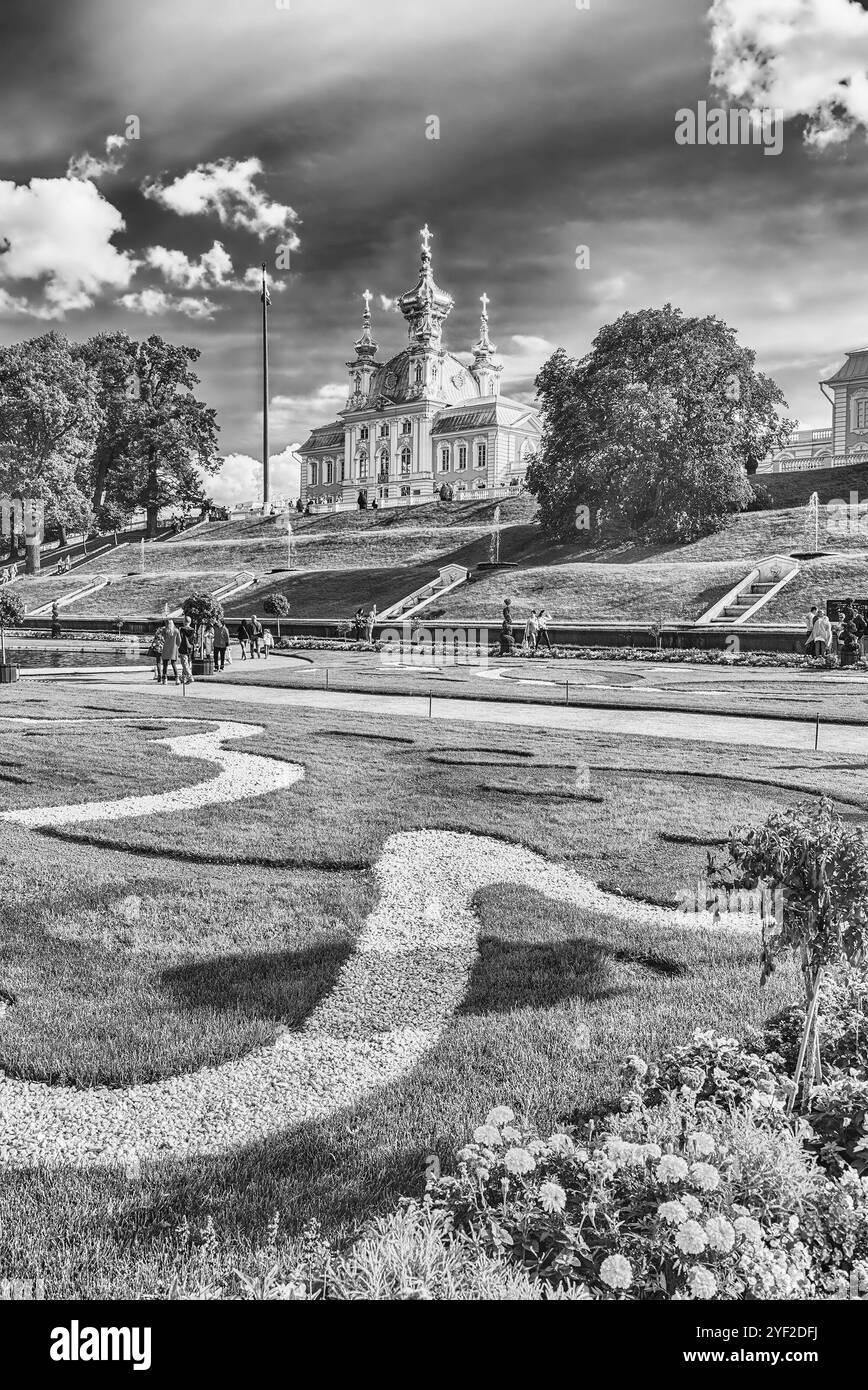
xmin=160 ymin=940 xmax=355 ymax=1027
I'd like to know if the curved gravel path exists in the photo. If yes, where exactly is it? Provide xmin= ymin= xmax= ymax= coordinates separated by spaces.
xmin=0 ymin=720 xmax=759 ymax=1167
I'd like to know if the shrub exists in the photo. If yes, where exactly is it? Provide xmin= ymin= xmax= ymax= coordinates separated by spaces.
xmin=263 ymin=593 xmax=291 ymax=618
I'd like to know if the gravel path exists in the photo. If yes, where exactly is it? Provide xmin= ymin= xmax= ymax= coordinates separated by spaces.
xmin=0 ymin=720 xmax=759 ymax=1168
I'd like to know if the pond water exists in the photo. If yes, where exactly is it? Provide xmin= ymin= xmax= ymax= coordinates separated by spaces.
xmin=6 ymin=648 xmax=148 ymax=671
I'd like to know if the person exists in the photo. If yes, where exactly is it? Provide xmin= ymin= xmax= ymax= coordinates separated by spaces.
xmin=250 ymin=614 xmax=263 ymax=657
xmin=296 ymin=498 xmax=304 ymax=515
xmin=536 ymin=608 xmax=553 ymax=652
xmin=149 ymin=623 xmax=165 ymax=681
xmin=51 ymin=601 xmax=61 ymax=641
xmin=365 ymin=605 xmax=377 ymax=643
xmin=262 ymin=626 xmax=274 ymax=658
xmin=371 ymin=497 xmax=379 ymax=511
xmin=804 ymin=605 xmax=819 ymax=655
xmin=178 ymin=617 xmax=196 ymax=684
xmin=304 ymin=501 xmax=312 ymax=516
xmin=236 ymin=620 xmax=250 ymax=660
xmin=212 ymin=618 xmax=230 ymax=671
xmin=811 ymin=608 xmax=832 ymax=662
xmin=201 ymin=622 xmax=215 ymax=661
xmin=525 ymin=610 xmax=539 ymax=653
xmin=353 ymin=606 xmax=365 ymax=640
xmin=159 ymin=619 xmax=180 ymax=684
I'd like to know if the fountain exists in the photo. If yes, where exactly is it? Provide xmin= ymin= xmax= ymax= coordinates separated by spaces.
xmin=489 ymin=503 xmax=501 ymax=565
xmin=791 ymin=491 xmax=824 ymax=560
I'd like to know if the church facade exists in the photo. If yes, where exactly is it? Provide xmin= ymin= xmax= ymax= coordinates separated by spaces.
xmin=760 ymin=349 xmax=868 ymax=473
xmin=298 ymin=227 xmax=541 ymax=507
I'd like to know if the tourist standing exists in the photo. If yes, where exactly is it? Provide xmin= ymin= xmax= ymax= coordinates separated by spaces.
xmin=262 ymin=626 xmax=274 ymax=658
xmin=365 ymin=605 xmax=377 ymax=643
xmin=250 ymin=614 xmax=263 ymax=657
xmin=212 ymin=619 xmax=230 ymax=671
xmin=159 ymin=619 xmax=180 ymax=684
xmin=149 ymin=623 xmax=165 ymax=681
xmin=805 ymin=605 xmax=819 ymax=655
xmin=236 ymin=620 xmax=250 ymax=660
xmin=178 ymin=618 xmax=196 ymax=684
xmin=811 ymin=609 xmax=832 ymax=661
xmin=525 ymin=610 xmax=539 ymax=653
xmin=536 ymin=608 xmax=553 ymax=652
xmin=353 ymin=606 xmax=365 ymax=640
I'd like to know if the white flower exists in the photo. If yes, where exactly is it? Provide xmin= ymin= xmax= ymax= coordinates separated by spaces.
xmin=690 ymin=1162 xmax=720 ymax=1192
xmin=656 ymin=1154 xmax=689 ymax=1183
xmin=681 ymin=1193 xmax=702 ymax=1215
xmin=642 ymin=1143 xmax=662 ymax=1160
xmin=472 ymin=1125 xmax=501 ymax=1147
xmin=658 ymin=1201 xmax=688 ymax=1225
xmin=500 ymin=1126 xmax=522 ymax=1143
xmin=547 ymin=1133 xmax=575 ymax=1154
xmin=626 ymin=1055 xmax=648 ymax=1076
xmin=705 ymin=1215 xmax=735 ymax=1252
xmin=734 ymin=1216 xmax=763 ymax=1245
xmin=675 ymin=1220 xmax=708 ymax=1254
xmin=600 ymin=1254 xmax=633 ymax=1290
xmin=539 ymin=1181 xmax=567 ymax=1214
xmin=688 ymin=1131 xmax=715 ymax=1156
xmin=503 ymin=1147 xmax=535 ymax=1175
xmin=485 ymin=1106 xmax=515 ymax=1127
xmin=688 ymin=1266 xmax=717 ymax=1298
xmin=788 ymin=1214 xmax=799 ymax=1234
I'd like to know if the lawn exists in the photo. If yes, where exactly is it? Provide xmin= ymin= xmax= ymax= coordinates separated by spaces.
xmin=0 ymin=680 xmax=860 ymax=1294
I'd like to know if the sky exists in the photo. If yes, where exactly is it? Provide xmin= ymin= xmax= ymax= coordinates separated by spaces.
xmin=4 ymin=0 xmax=868 ymax=502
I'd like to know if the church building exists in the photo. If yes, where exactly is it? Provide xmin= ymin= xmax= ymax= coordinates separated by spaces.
xmin=298 ymin=227 xmax=541 ymax=507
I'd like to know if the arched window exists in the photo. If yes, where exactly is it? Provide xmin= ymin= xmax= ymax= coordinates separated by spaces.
xmin=379 ymin=422 xmax=389 ymax=438
xmin=414 ymin=363 xmax=423 ymax=385
xmin=378 ymin=448 xmax=390 ymax=478
xmin=401 ymin=419 xmax=412 ymax=435
xmin=400 ymin=446 xmax=411 ymax=475
xmin=475 ymin=441 xmax=487 ymax=469
xmin=360 ymin=425 xmax=369 ymax=441
xmin=310 ymin=461 xmax=319 ymax=487
xmin=439 ymin=445 xmax=450 ymax=472
xmin=325 ymin=458 xmax=334 ymax=484
xmin=357 ymin=450 xmax=368 ymax=479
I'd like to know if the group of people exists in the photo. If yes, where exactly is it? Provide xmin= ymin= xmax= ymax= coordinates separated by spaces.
xmin=149 ymin=613 xmax=272 ymax=683
xmin=805 ymin=600 xmax=867 ymax=668
xmin=500 ymin=599 xmax=552 ymax=655
xmin=352 ymin=606 xmax=378 ymax=642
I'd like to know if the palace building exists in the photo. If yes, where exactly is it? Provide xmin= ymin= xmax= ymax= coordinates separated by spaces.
xmin=761 ymin=348 xmax=868 ymax=473
xmin=298 ymin=227 xmax=541 ymax=507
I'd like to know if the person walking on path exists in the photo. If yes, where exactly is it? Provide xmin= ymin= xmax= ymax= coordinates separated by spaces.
xmin=525 ymin=610 xmax=539 ymax=653
xmin=365 ymin=605 xmax=378 ymax=644
xmin=535 ymin=608 xmax=553 ymax=652
xmin=159 ymin=619 xmax=180 ymax=684
xmin=250 ymin=614 xmax=264 ymax=658
xmin=212 ymin=618 xmax=230 ymax=671
xmin=178 ymin=618 xmax=196 ymax=684
xmin=236 ymin=620 xmax=251 ymax=660
xmin=262 ymin=626 xmax=274 ymax=658
xmin=149 ymin=623 xmax=165 ymax=682
xmin=810 ymin=609 xmax=832 ymax=662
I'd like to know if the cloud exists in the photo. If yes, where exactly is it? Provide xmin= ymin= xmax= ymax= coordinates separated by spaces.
xmin=379 ymin=294 xmax=399 ymax=311
xmin=239 ymin=265 xmax=287 ymax=292
xmin=208 ymin=444 xmax=302 ymax=505
xmin=709 ymin=0 xmax=868 ymax=148
xmin=67 ymin=131 xmax=133 ymax=182
xmin=144 ymin=240 xmax=234 ymax=290
xmin=143 ymin=156 xmax=302 ymax=242
xmin=116 ymin=288 xmax=218 ymax=319
xmin=0 ymin=175 xmax=138 ymax=317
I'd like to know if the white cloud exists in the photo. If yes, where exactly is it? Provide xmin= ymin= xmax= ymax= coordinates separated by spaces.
xmin=497 ymin=334 xmax=556 ymax=385
xmin=239 ymin=265 xmax=287 ymax=292
xmin=709 ymin=0 xmax=868 ymax=147
xmin=143 ymin=157 xmax=301 ymax=243
xmin=208 ymin=445 xmax=302 ymax=506
xmin=379 ymin=294 xmax=399 ymax=311
xmin=116 ymin=288 xmax=218 ymax=319
xmin=0 ymin=176 xmax=138 ymax=317
xmin=67 ymin=131 xmax=132 ymax=182
xmin=144 ymin=240 xmax=234 ymax=290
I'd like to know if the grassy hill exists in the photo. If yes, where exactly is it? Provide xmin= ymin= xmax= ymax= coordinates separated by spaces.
xmin=759 ymin=460 xmax=868 ymax=509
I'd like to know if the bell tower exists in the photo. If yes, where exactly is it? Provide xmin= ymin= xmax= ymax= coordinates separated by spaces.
xmin=397 ymin=225 xmax=454 ymax=400
xmin=345 ymin=289 xmax=379 ymax=408
xmin=470 ymin=292 xmax=503 ymax=398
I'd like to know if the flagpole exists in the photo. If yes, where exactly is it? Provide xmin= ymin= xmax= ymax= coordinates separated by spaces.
xmin=261 ymin=262 xmax=270 ymax=510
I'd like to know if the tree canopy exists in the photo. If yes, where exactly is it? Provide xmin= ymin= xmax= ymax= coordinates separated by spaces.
xmin=0 ymin=330 xmax=222 ymax=544
xmin=525 ymin=305 xmax=793 ymax=543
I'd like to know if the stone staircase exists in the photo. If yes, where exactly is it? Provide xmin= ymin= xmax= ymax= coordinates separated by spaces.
xmin=711 ymin=576 xmax=780 ymax=625
xmin=697 ymin=554 xmax=800 ymax=627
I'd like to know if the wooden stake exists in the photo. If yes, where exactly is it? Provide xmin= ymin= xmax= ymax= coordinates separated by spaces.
xmin=814 ymin=714 xmax=820 ymax=751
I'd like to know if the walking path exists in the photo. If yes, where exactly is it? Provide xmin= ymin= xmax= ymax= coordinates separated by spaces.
xmin=0 ymin=718 xmax=754 ymax=1167
xmin=71 ymin=670 xmax=868 ymax=755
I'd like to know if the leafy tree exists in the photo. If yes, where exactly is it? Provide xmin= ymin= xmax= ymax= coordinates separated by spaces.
xmin=0 ymin=587 xmax=24 ymax=664
xmin=181 ymin=591 xmax=223 ymax=660
xmin=0 ymin=333 xmax=101 ymax=547
xmin=122 ymin=337 xmax=220 ymax=537
xmin=526 ymin=306 xmax=793 ymax=543
xmin=264 ymin=591 xmax=291 ymax=636
xmin=710 ymin=798 xmax=868 ymax=1109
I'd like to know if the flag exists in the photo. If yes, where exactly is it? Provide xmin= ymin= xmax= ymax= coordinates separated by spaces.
xmin=261 ymin=270 xmax=271 ymax=307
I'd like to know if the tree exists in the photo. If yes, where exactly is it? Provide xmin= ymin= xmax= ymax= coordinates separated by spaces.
xmin=710 ymin=798 xmax=868 ymax=1110
xmin=263 ymin=591 xmax=291 ymax=637
xmin=0 ymin=333 xmax=102 ymax=548
xmin=0 ymin=588 xmax=24 ymax=665
xmin=181 ymin=591 xmax=223 ymax=660
xmin=122 ymin=337 xmax=220 ymax=537
xmin=526 ymin=306 xmax=794 ymax=544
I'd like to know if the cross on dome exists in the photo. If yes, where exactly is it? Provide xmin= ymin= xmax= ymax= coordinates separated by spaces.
xmin=362 ymin=289 xmax=373 ymax=311
xmin=420 ymin=223 xmax=433 ymax=254
xmin=480 ymin=293 xmax=490 ymax=317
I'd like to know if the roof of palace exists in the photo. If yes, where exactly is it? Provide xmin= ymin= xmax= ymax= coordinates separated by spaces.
xmin=298 ymin=423 xmax=344 ymax=451
xmin=431 ymin=398 xmax=541 ymax=435
xmin=823 ymin=350 xmax=868 ymax=386
xmin=362 ymin=349 xmax=482 ymax=408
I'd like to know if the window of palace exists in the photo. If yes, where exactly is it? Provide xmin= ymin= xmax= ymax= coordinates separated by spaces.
xmin=855 ymin=398 xmax=868 ymax=431
xmin=379 ymin=422 xmax=389 ymax=438
xmin=414 ymin=363 xmax=423 ymax=385
xmin=475 ymin=441 xmax=487 ymax=469
xmin=360 ymin=426 xmax=369 ymax=441
xmin=520 ymin=439 xmax=534 ymax=462
xmin=439 ymin=446 xmax=450 ymax=471
xmin=400 ymin=485 xmax=410 ymax=498
xmin=457 ymin=443 xmax=467 ymax=469
xmin=357 ymin=451 xmax=368 ymax=478
xmin=400 ymin=447 xmax=411 ymax=474
xmin=401 ymin=419 xmax=412 ymax=434
xmin=340 ymin=459 xmax=346 ymax=480
xmin=310 ymin=462 xmax=319 ymax=486
xmin=325 ymin=458 xmax=334 ymax=483
xmin=378 ymin=449 xmax=389 ymax=476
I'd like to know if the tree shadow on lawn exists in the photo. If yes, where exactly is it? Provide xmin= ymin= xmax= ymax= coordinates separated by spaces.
xmin=160 ymin=939 xmax=355 ymax=1028
xmin=458 ymin=934 xmax=684 ymax=1018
